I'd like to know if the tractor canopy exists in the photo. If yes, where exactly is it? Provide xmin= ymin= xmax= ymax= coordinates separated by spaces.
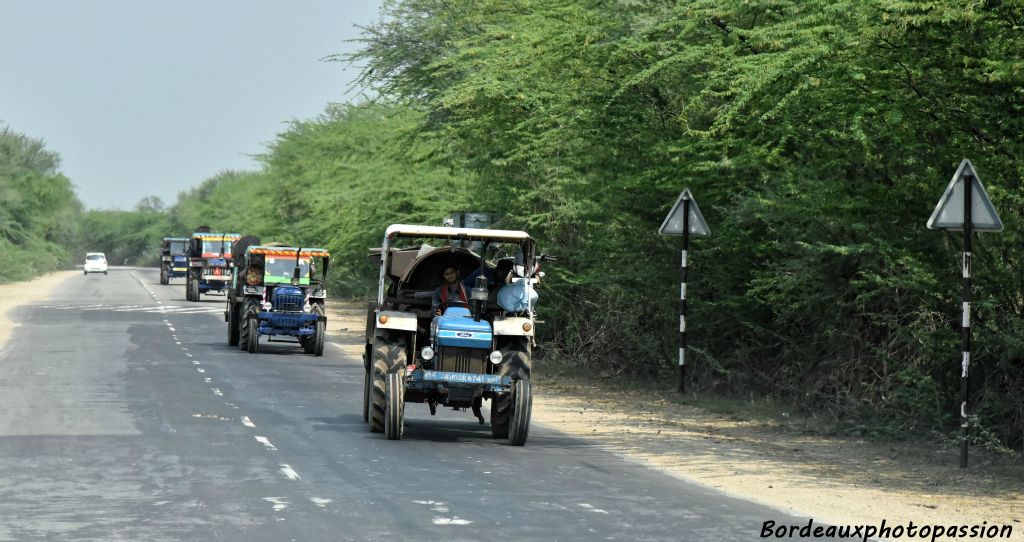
xmin=162 ymin=237 xmax=188 ymax=256
xmin=244 ymin=246 xmax=330 ymax=286
xmin=372 ymin=224 xmax=535 ymax=306
xmin=191 ymin=232 xmax=241 ymax=259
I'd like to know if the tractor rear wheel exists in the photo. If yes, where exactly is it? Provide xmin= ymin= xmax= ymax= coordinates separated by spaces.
xmin=362 ymin=353 xmax=371 ymax=423
xmin=241 ymin=300 xmax=259 ymax=354
xmin=227 ymin=301 xmax=240 ymax=346
xmin=160 ymin=268 xmax=168 ymax=285
xmin=370 ymin=336 xmax=406 ymax=433
xmin=384 ymin=369 xmax=405 ymax=440
xmin=508 ymin=379 xmax=533 ymax=446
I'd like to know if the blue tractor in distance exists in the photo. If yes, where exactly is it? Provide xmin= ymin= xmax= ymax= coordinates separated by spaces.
xmin=159 ymin=237 xmax=189 ymax=285
xmin=185 ymin=232 xmax=240 ymax=301
xmin=224 ymin=239 xmax=330 ymax=356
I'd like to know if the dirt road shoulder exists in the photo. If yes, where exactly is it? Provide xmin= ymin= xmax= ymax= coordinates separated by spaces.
xmin=0 ymin=270 xmax=78 ymax=353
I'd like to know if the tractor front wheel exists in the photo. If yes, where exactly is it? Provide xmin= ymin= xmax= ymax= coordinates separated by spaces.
xmin=384 ymin=369 xmax=406 ymax=440
xmin=241 ymin=301 xmax=259 ymax=354
xmin=160 ymin=267 xmax=168 ymax=285
xmin=508 ymin=379 xmax=533 ymax=446
xmin=490 ymin=392 xmax=511 ymax=439
xmin=303 ymin=305 xmax=325 ymax=356
xmin=370 ymin=336 xmax=406 ymax=433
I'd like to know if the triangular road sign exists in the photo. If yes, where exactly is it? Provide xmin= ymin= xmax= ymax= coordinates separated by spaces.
xmin=927 ymin=159 xmax=1003 ymax=231
xmin=659 ymin=188 xmax=710 ymax=237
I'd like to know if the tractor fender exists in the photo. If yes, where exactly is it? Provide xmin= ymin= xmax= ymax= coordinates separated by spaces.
xmin=492 ymin=316 xmax=535 ymax=337
xmin=375 ymin=310 xmax=417 ymax=332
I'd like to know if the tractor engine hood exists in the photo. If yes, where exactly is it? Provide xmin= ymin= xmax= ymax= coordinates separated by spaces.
xmin=433 ymin=307 xmax=492 ymax=349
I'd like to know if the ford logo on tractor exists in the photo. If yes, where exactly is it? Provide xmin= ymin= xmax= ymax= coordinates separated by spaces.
xmin=456 ymin=332 xmax=473 ymax=338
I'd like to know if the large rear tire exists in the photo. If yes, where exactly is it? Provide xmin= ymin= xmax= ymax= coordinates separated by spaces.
xmin=384 ymin=369 xmax=405 ymax=440
xmin=370 ymin=336 xmax=406 ymax=433
xmin=227 ymin=301 xmax=240 ymax=346
xmin=362 ymin=353 xmax=371 ymax=423
xmin=508 ymin=379 xmax=533 ymax=446
xmin=160 ymin=267 xmax=168 ymax=285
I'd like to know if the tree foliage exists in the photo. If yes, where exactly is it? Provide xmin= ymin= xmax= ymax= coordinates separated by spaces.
xmin=0 ymin=125 xmax=82 ymax=282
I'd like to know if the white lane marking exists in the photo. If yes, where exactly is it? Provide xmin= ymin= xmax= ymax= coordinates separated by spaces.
xmin=311 ymin=497 xmax=332 ymax=508
xmin=192 ymin=360 xmax=200 ymax=365
xmin=211 ymin=388 xmax=223 ymax=396
xmin=432 ymin=517 xmax=472 ymax=525
xmin=577 ymin=503 xmax=610 ymax=514
xmin=204 ymin=377 xmax=212 ymax=383
xmin=263 ymin=497 xmax=288 ymax=512
xmin=241 ymin=416 xmax=255 ymax=428
xmin=175 ymin=341 xmax=181 ymax=345
xmin=185 ymin=353 xmax=193 ymax=358
xmin=197 ymin=368 xmax=205 ymax=373
xmin=168 ymin=327 xmax=176 ymax=332
xmin=255 ymin=436 xmax=277 ymax=451
xmin=279 ymin=464 xmax=301 ymax=480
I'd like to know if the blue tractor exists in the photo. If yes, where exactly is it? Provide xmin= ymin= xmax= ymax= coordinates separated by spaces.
xmin=363 ymin=224 xmax=547 ymax=445
xmin=185 ymin=232 xmax=240 ymax=301
xmin=225 ymin=240 xmax=330 ymax=356
xmin=159 ymin=237 xmax=189 ymax=285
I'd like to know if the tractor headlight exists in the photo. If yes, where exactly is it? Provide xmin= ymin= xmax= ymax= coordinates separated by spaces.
xmin=303 ymin=303 xmax=312 ymax=313
xmin=421 ymin=346 xmax=434 ymax=360
xmin=489 ymin=350 xmax=503 ymax=364
xmin=261 ymin=301 xmax=272 ymax=311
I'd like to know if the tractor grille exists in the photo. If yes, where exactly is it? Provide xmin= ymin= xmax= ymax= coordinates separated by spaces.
xmin=272 ymin=290 xmax=304 ymax=313
xmin=273 ymin=316 xmax=304 ymax=328
xmin=438 ymin=347 xmax=486 ymax=374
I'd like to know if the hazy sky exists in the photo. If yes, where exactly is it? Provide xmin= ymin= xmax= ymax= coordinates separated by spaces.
xmin=0 ymin=0 xmax=383 ymax=209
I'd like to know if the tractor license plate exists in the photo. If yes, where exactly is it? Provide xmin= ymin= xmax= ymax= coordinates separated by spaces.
xmin=418 ymin=371 xmax=508 ymax=386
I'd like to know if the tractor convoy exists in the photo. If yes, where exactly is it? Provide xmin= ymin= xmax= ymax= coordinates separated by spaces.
xmin=158 ymin=219 xmax=548 ymax=446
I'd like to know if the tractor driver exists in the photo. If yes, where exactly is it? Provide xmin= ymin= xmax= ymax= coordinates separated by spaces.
xmin=245 ymin=263 xmax=263 ymax=286
xmin=432 ymin=265 xmax=468 ymax=315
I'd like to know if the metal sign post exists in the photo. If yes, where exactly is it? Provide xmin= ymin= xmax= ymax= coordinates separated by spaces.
xmin=660 ymin=189 xmax=710 ymax=393
xmin=927 ymin=158 xmax=1003 ymax=468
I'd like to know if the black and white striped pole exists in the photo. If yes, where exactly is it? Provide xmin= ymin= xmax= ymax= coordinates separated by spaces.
xmin=659 ymin=188 xmax=709 ymax=393
xmin=927 ymin=158 xmax=1002 ymax=469
xmin=679 ymin=197 xmax=690 ymax=392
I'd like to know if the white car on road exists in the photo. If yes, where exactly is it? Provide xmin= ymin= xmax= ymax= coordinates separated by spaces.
xmin=84 ymin=252 xmax=108 ymax=275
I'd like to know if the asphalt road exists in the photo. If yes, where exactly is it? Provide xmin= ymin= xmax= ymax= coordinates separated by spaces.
xmin=0 ymin=268 xmax=823 ymax=541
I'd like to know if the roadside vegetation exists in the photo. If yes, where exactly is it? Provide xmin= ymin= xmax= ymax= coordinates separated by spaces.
xmin=6 ymin=1 xmax=1023 ymax=452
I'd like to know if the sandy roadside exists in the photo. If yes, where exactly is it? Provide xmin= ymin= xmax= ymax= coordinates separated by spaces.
xmin=325 ymin=302 xmax=1023 ymax=540
xmin=0 ymin=270 xmax=79 ymax=353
